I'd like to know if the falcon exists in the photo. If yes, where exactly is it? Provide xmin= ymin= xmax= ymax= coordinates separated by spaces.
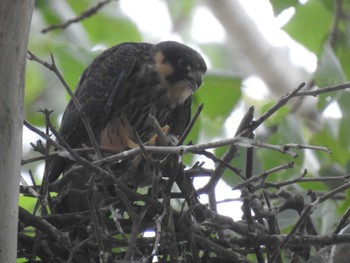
xmin=47 ymin=41 xmax=207 ymax=183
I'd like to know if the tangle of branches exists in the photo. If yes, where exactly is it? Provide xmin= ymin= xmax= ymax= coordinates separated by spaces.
xmin=19 ymin=51 xmax=350 ymax=263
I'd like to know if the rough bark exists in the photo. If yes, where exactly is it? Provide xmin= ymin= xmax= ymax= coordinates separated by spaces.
xmin=0 ymin=0 xmax=34 ymax=262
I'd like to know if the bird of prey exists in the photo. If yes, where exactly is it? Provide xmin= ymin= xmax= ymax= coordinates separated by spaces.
xmin=47 ymin=41 xmax=207 ymax=183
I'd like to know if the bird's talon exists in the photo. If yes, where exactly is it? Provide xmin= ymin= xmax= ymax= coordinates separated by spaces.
xmin=127 ymin=139 xmax=139 ymax=149
xmin=149 ymin=125 xmax=171 ymax=145
xmin=161 ymin=125 xmax=171 ymax=135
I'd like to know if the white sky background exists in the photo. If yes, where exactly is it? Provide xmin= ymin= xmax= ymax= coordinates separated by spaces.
xmin=22 ymin=0 xmax=341 ymax=221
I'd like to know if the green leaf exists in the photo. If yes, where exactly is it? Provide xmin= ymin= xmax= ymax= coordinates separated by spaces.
xmin=82 ymin=16 xmax=142 ymax=45
xmin=201 ymin=43 xmax=245 ymax=75
xmin=260 ymin=101 xmax=290 ymax=129
xmin=36 ymin=0 xmax=62 ymax=25
xmin=331 ymin=8 xmax=350 ymax=80
xmin=60 ymin=0 xmax=142 ymax=45
xmin=315 ymin=42 xmax=346 ymax=87
xmin=271 ymin=115 xmax=305 ymax=144
xmin=339 ymin=117 xmax=350 ymax=150
xmin=196 ymin=74 xmax=241 ymax=122
xmin=19 ymin=195 xmax=36 ymax=215
xmin=24 ymin=64 xmax=46 ymax=124
xmin=51 ymin=43 xmax=88 ymax=91
xmin=189 ymin=73 xmax=242 ymax=184
xmin=283 ymin=0 xmax=333 ymax=56
xmin=68 ymin=0 xmax=92 ymax=13
xmin=257 ymin=115 xmax=305 ymax=178
xmin=222 ymin=147 xmax=262 ymax=187
xmin=310 ymin=126 xmax=348 ymax=166
xmin=335 ymin=92 xmax=350 ymax=151
xmin=270 ymin=0 xmax=299 ymax=16
xmin=339 ymin=189 xmax=350 ymax=214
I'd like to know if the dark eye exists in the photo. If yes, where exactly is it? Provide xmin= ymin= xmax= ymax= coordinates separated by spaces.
xmin=177 ymin=58 xmax=190 ymax=70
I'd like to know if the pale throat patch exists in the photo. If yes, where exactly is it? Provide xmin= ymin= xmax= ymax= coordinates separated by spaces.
xmin=167 ymin=80 xmax=193 ymax=106
xmin=154 ymin=51 xmax=192 ymax=106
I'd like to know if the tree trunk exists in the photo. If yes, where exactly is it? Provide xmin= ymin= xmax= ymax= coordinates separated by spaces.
xmin=0 ymin=0 xmax=34 ymax=262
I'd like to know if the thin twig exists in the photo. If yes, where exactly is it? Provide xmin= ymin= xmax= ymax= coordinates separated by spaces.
xmin=88 ymin=187 xmax=107 ymax=259
xmin=282 ymin=143 xmax=332 ymax=154
xmin=264 ymin=173 xmax=350 ymax=189
xmin=269 ymin=181 xmax=350 ymax=262
xmin=178 ymin=103 xmax=204 ymax=145
xmin=41 ymin=0 xmax=114 ymax=33
xmin=27 ymin=51 xmax=102 ymax=159
xmin=199 ymin=84 xmax=307 ymax=195
xmin=195 ymin=234 xmax=249 ymax=262
xmin=233 ymin=162 xmax=294 ymax=190
xmin=24 ymin=120 xmax=64 ymax=151
xmin=44 ymin=135 xmax=330 ymax=186
xmin=241 ymin=82 xmax=306 ymax=137
xmin=196 ymin=149 xmax=243 ymax=178
xmin=20 ymin=175 xmax=40 ymax=198
xmin=334 ymin=206 xmax=350 ymax=234
xmin=152 ymin=209 xmax=167 ymax=256
xmin=230 ymin=233 xmax=350 ymax=247
xmin=149 ymin=114 xmax=169 ymax=146
xmin=42 ymin=109 xmax=99 ymax=172
xmin=294 ymin=82 xmax=350 ymax=97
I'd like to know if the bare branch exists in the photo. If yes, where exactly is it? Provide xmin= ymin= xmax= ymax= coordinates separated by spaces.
xmin=233 ymin=162 xmax=295 ymax=190
xmin=27 ymin=51 xmax=102 ymax=158
xmin=294 ymin=82 xmax=350 ymax=97
xmin=41 ymin=0 xmax=114 ymax=33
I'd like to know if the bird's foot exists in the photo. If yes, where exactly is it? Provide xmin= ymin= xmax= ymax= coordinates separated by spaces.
xmin=126 ymin=138 xmax=139 ymax=149
xmin=148 ymin=125 xmax=171 ymax=146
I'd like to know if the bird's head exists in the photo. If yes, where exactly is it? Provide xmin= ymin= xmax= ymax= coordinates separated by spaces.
xmin=154 ymin=41 xmax=207 ymax=104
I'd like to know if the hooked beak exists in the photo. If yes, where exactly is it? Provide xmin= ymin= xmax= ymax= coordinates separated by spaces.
xmin=187 ymin=71 xmax=203 ymax=92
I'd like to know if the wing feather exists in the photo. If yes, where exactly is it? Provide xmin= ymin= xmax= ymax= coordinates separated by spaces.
xmin=48 ymin=43 xmax=149 ymax=182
